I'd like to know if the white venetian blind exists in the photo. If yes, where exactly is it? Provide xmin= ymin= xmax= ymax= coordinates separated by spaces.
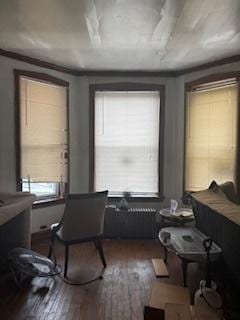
xmin=94 ymin=91 xmax=160 ymax=194
xmin=185 ymin=82 xmax=238 ymax=191
xmin=20 ymin=77 xmax=68 ymax=183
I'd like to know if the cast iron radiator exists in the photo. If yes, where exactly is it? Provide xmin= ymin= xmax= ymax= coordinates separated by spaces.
xmin=103 ymin=207 xmax=157 ymax=239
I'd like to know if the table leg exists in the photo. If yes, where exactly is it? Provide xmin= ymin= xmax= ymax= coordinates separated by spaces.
xmin=163 ymin=246 xmax=168 ymax=263
xmin=182 ymin=258 xmax=188 ymax=287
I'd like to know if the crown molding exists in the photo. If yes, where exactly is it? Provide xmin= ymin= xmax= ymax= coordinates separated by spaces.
xmin=1 ymin=47 xmax=240 ymax=78
xmin=175 ymin=54 xmax=240 ymax=76
xmin=0 ymin=48 xmax=79 ymax=76
xmin=77 ymin=70 xmax=177 ymax=77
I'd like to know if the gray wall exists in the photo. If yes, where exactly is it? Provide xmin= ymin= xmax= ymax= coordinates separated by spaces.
xmin=0 ymin=56 xmax=81 ymax=232
xmin=1 ymin=54 xmax=240 ymax=232
xmin=77 ymin=75 xmax=179 ymax=205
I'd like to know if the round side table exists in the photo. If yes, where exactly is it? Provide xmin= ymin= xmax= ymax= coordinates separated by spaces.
xmin=159 ymin=208 xmax=195 ymax=227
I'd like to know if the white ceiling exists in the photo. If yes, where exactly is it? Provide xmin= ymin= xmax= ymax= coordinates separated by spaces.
xmin=0 ymin=0 xmax=240 ymax=71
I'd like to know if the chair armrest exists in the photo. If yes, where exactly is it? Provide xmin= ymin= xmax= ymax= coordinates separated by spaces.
xmin=51 ymin=223 xmax=61 ymax=232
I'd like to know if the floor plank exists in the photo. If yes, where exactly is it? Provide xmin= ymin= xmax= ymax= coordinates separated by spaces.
xmin=152 ymin=258 xmax=169 ymax=277
xmin=0 ymin=239 xmax=204 ymax=320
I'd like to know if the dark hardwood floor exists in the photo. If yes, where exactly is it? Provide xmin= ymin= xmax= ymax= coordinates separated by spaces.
xmin=0 ymin=239 xmax=206 ymax=320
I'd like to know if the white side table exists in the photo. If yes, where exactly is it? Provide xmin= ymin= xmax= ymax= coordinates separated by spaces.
xmin=159 ymin=227 xmax=222 ymax=286
xmin=159 ymin=208 xmax=195 ymax=227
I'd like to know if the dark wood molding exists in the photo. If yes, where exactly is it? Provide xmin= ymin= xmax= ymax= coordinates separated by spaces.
xmin=2 ymin=47 xmax=240 ymax=78
xmin=85 ymin=56 xmax=240 ymax=77
xmin=79 ymin=70 xmax=177 ymax=77
xmin=66 ymin=86 xmax=70 ymax=196
xmin=185 ymin=71 xmax=240 ymax=91
xmin=89 ymin=82 xmax=166 ymax=92
xmin=14 ymin=69 xmax=69 ymax=87
xmin=89 ymin=82 xmax=165 ymax=198
xmin=182 ymin=83 xmax=188 ymax=200
xmin=14 ymin=71 xmax=21 ymax=192
xmin=176 ymin=54 xmax=240 ymax=76
xmin=89 ymin=84 xmax=95 ymax=192
xmin=14 ymin=69 xmax=70 ymax=197
xmin=0 ymin=48 xmax=176 ymax=77
xmin=158 ymin=85 xmax=165 ymax=199
xmin=0 ymin=48 xmax=78 ymax=76
xmin=31 ymin=229 xmax=51 ymax=245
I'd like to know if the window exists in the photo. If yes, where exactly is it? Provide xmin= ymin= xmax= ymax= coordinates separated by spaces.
xmin=184 ymin=77 xmax=239 ymax=192
xmin=90 ymin=84 xmax=165 ymax=198
xmin=16 ymin=71 xmax=69 ymax=203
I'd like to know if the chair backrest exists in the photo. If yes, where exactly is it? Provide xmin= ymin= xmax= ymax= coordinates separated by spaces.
xmin=58 ymin=191 xmax=108 ymax=241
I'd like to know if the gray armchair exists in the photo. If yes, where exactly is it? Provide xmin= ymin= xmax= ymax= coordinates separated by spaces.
xmin=48 ymin=191 xmax=108 ymax=277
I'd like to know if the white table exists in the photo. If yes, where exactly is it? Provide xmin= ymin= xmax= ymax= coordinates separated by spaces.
xmin=159 ymin=227 xmax=222 ymax=286
xmin=159 ymin=208 xmax=195 ymax=227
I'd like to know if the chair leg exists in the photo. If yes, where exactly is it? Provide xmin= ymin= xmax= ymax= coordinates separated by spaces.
xmin=64 ymin=245 xmax=69 ymax=277
xmin=96 ymin=239 xmax=107 ymax=268
xmin=48 ymin=233 xmax=55 ymax=258
xmin=48 ymin=244 xmax=53 ymax=259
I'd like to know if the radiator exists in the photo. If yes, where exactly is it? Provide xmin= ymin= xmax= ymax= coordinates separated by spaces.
xmin=104 ymin=207 xmax=157 ymax=239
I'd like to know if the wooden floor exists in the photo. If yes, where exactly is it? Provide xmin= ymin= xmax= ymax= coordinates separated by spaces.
xmin=0 ymin=239 xmax=204 ymax=320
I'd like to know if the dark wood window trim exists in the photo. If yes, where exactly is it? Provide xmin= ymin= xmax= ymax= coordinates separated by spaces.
xmin=183 ymin=71 xmax=240 ymax=201
xmin=89 ymin=82 xmax=165 ymax=200
xmin=14 ymin=69 xmax=70 ymax=208
xmin=185 ymin=72 xmax=240 ymax=91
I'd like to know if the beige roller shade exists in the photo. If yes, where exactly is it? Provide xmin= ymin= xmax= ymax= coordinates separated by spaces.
xmin=185 ymin=84 xmax=238 ymax=191
xmin=20 ymin=77 xmax=68 ymax=183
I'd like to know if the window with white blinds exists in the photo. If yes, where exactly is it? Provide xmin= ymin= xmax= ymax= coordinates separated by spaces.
xmin=19 ymin=76 xmax=68 ymax=198
xmin=94 ymin=91 xmax=160 ymax=195
xmin=185 ymin=81 xmax=238 ymax=191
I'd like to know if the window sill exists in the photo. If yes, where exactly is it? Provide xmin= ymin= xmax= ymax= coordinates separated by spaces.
xmin=32 ymin=194 xmax=165 ymax=208
xmin=108 ymin=194 xmax=164 ymax=202
xmin=33 ymin=197 xmax=65 ymax=209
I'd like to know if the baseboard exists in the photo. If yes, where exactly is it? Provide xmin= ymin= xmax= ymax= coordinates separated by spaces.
xmin=31 ymin=229 xmax=51 ymax=245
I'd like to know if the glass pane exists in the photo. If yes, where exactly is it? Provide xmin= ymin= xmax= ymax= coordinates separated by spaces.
xmin=22 ymin=180 xmax=59 ymax=198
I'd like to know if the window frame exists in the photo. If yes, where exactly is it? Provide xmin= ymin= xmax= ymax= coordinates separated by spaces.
xmin=89 ymin=82 xmax=165 ymax=200
xmin=14 ymin=69 xmax=70 ymax=207
xmin=183 ymin=72 xmax=240 ymax=200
